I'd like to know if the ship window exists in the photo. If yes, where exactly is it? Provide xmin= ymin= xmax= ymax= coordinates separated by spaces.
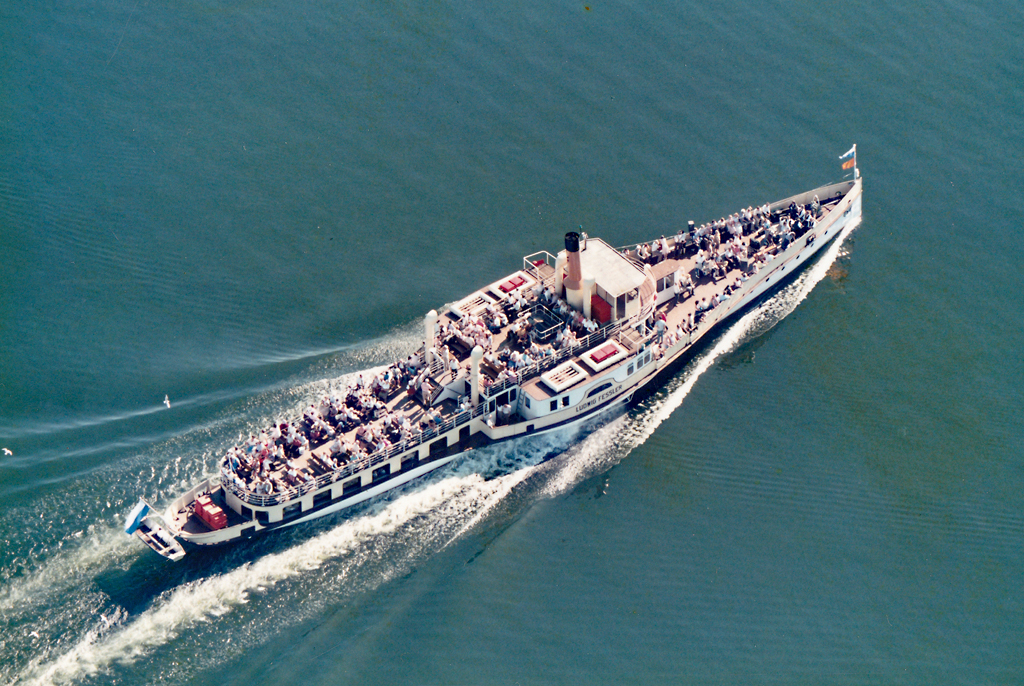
xmin=550 ymin=400 xmax=558 ymax=412
xmin=587 ymin=382 xmax=614 ymax=398
xmin=372 ymin=464 xmax=391 ymax=481
xmin=524 ymin=395 xmax=531 ymax=408
xmin=510 ymin=389 xmax=517 ymax=402
xmin=282 ymin=503 xmax=302 ymax=520
xmin=343 ymin=478 xmax=361 ymax=495
xmin=562 ymin=396 xmax=570 ymax=407
xmin=240 ymin=506 xmax=252 ymax=520
xmin=313 ymin=491 xmax=330 ymax=508
xmin=628 ymin=364 xmax=634 ymax=375
xmin=256 ymin=509 xmax=269 ymax=524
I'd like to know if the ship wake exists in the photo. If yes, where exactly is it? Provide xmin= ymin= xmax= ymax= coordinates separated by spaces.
xmin=10 ymin=219 xmax=859 ymax=686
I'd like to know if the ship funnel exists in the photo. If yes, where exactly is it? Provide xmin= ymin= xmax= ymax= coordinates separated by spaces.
xmin=565 ymin=231 xmax=580 ymax=253
xmin=564 ymin=231 xmax=582 ymax=293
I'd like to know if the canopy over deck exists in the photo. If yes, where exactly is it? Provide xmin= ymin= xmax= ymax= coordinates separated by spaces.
xmin=561 ymin=237 xmax=646 ymax=298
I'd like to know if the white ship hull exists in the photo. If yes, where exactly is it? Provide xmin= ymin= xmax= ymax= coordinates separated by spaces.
xmin=134 ymin=175 xmax=863 ymax=557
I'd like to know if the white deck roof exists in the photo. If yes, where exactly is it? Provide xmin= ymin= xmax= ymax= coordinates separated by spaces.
xmin=563 ymin=237 xmax=646 ymax=297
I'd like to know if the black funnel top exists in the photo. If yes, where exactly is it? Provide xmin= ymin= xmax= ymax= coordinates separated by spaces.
xmin=564 ymin=231 xmax=580 ymax=253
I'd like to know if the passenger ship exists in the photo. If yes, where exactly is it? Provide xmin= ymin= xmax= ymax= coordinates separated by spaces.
xmin=126 ymin=167 xmax=863 ymax=561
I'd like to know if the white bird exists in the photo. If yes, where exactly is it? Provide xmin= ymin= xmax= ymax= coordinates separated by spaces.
xmin=1 ymin=448 xmax=11 ymax=456
xmin=163 ymin=395 xmax=171 ymax=409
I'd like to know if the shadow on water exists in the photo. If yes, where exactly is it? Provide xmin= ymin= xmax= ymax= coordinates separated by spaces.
xmin=92 ymin=553 xmax=197 ymax=617
xmin=715 ymin=332 xmax=772 ymax=369
xmin=95 ymin=428 xmax=572 ymax=617
xmin=98 ymin=492 xmax=388 ymax=611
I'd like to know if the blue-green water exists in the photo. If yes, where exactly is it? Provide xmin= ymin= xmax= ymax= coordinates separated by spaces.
xmin=2 ymin=0 xmax=1023 ymax=683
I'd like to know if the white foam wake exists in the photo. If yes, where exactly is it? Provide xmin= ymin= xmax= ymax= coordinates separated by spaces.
xmin=18 ymin=477 xmax=475 ymax=684
xmin=14 ymin=219 xmax=858 ymax=685
xmin=16 ymin=433 xmax=571 ymax=685
xmin=0 ymin=525 xmax=135 ymax=620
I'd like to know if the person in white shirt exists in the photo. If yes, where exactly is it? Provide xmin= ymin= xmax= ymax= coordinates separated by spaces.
xmin=655 ymin=317 xmax=666 ymax=342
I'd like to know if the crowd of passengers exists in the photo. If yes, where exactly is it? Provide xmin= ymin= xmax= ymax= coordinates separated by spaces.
xmin=633 ymin=199 xmax=822 ymax=270
xmin=438 ymin=275 xmax=622 ymax=384
xmin=222 ymin=200 xmax=827 ymax=498
xmin=220 ymin=351 xmax=456 ymax=496
xmin=638 ymin=199 xmax=824 ymax=330
xmin=439 ymin=283 xmax=601 ymax=360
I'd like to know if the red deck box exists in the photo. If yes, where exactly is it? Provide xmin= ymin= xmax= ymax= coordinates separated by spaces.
xmin=195 ymin=494 xmax=227 ymax=530
xmin=590 ymin=295 xmax=612 ymax=324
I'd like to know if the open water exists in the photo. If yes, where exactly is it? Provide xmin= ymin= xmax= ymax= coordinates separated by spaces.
xmin=2 ymin=0 xmax=1023 ymax=683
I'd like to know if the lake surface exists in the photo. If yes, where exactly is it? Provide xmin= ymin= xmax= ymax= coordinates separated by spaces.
xmin=2 ymin=0 xmax=1022 ymax=683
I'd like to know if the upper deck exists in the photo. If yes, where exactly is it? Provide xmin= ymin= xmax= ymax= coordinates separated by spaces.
xmin=214 ymin=179 xmax=858 ymax=512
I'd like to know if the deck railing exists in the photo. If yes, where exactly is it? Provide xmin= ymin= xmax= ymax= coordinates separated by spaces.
xmin=482 ymin=315 xmax=641 ymax=399
xmin=224 ymin=319 xmax=645 ymax=509
xmin=224 ymin=397 xmax=493 ymax=508
xmin=312 ymin=190 xmax=852 ymax=514
xmin=325 ymin=205 xmax=850 ymax=513
xmin=224 ymin=199 xmax=855 ymax=512
xmin=523 ymin=250 xmax=556 ymax=282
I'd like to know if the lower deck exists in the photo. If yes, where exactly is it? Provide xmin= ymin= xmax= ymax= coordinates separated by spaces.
xmin=186 ymin=179 xmax=860 ymax=538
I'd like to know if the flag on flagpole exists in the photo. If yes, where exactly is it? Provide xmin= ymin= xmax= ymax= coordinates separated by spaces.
xmin=839 ymin=144 xmax=857 ymax=171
